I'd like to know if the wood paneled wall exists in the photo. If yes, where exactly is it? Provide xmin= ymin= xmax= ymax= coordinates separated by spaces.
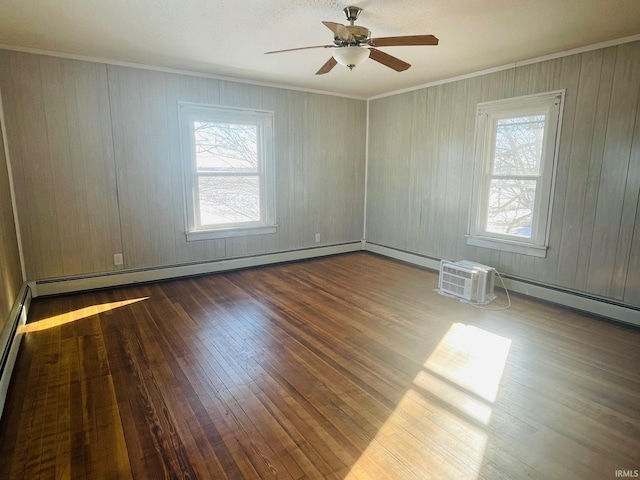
xmin=0 ymin=116 xmax=22 ymax=332
xmin=367 ymin=41 xmax=640 ymax=307
xmin=107 ymin=67 xmax=365 ymax=269
xmin=0 ymin=52 xmax=122 ymax=280
xmin=2 ymin=44 xmax=638 ymax=309
xmin=0 ymin=51 xmax=366 ymax=279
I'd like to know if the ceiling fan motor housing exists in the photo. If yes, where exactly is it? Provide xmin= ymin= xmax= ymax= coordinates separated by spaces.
xmin=346 ymin=25 xmax=370 ymax=44
xmin=336 ymin=6 xmax=370 ymax=46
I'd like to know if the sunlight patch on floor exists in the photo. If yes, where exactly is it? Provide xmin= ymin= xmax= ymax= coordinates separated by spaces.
xmin=424 ymin=323 xmax=512 ymax=403
xmin=18 ymin=297 xmax=149 ymax=333
xmin=343 ymin=323 xmax=511 ymax=479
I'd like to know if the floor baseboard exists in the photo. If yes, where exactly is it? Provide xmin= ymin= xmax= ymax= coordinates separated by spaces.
xmin=0 ymin=284 xmax=31 ymax=418
xmin=364 ymin=242 xmax=640 ymax=327
xmin=34 ymin=242 xmax=364 ymax=297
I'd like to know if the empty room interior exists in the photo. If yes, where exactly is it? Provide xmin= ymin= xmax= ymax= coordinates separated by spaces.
xmin=0 ymin=1 xmax=640 ymax=478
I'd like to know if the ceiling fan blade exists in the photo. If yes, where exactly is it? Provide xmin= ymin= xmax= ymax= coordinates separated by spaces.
xmin=322 ymin=21 xmax=354 ymax=42
xmin=316 ymin=57 xmax=338 ymax=75
xmin=265 ymin=45 xmax=334 ymax=55
xmin=370 ymin=35 xmax=439 ymax=47
xmin=368 ymin=48 xmax=411 ymax=72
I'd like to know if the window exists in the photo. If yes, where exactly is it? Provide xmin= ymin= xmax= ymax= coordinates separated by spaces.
xmin=179 ymin=103 xmax=276 ymax=241
xmin=468 ymin=91 xmax=564 ymax=257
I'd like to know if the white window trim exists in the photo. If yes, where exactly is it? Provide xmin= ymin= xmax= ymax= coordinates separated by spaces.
xmin=467 ymin=90 xmax=565 ymax=258
xmin=178 ymin=102 xmax=277 ymax=241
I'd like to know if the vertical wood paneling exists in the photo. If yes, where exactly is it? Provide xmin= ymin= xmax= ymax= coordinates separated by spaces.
xmin=366 ymin=94 xmax=414 ymax=249
xmin=2 ymin=42 xmax=638 ymax=309
xmin=442 ymin=80 xmax=468 ymax=261
xmin=39 ymin=56 xmax=84 ymax=274
xmin=574 ymin=47 xmax=618 ymax=292
xmin=587 ymin=42 xmax=640 ymax=298
xmin=0 ymin=109 xmax=23 ymax=331
xmin=298 ymin=93 xmax=365 ymax=247
xmin=512 ymin=64 xmax=532 ymax=97
xmin=0 ymin=51 xmax=31 ymax=289
xmin=393 ymin=92 xmax=416 ymax=250
xmin=268 ymin=89 xmax=297 ymax=249
xmin=71 ymin=60 xmax=122 ymax=273
xmin=556 ymin=50 xmax=603 ymax=287
xmin=625 ymin=187 xmax=640 ymax=305
xmin=423 ymin=88 xmax=439 ymax=253
xmin=456 ymin=76 xmax=483 ymax=262
xmin=1 ymin=51 xmax=365 ymax=281
xmin=3 ymin=52 xmax=62 ymax=279
xmin=611 ymin=44 xmax=640 ymax=300
xmin=0 ymin=52 xmax=121 ymax=280
xmin=108 ymin=67 xmax=157 ymax=269
xmin=620 ymin=78 xmax=640 ymax=306
xmin=367 ymin=40 xmax=640 ymax=307
xmin=533 ymin=54 xmax=582 ymax=285
xmin=431 ymin=83 xmax=453 ymax=258
xmin=107 ymin=65 xmax=365 ymax=269
xmin=144 ymin=71 xmax=177 ymax=264
xmin=219 ymin=80 xmax=262 ymax=109
xmin=411 ymin=88 xmax=433 ymax=254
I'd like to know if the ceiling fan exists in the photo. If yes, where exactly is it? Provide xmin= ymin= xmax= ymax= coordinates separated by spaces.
xmin=264 ymin=6 xmax=438 ymax=75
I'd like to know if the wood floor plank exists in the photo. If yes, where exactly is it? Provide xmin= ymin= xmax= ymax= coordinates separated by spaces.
xmin=1 ymin=252 xmax=639 ymax=479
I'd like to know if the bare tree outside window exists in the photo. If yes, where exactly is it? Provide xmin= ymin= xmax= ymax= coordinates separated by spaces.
xmin=194 ymin=122 xmax=261 ymax=226
xmin=485 ymin=115 xmax=545 ymax=238
xmin=179 ymin=103 xmax=275 ymax=241
xmin=468 ymin=90 xmax=563 ymax=257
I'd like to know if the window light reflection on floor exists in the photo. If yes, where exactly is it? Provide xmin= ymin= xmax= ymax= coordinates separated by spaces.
xmin=18 ymin=297 xmax=149 ymax=333
xmin=343 ymin=323 xmax=512 ymax=479
xmin=424 ymin=323 xmax=512 ymax=403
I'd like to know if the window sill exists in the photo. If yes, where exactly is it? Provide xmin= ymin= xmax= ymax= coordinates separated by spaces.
xmin=186 ymin=225 xmax=277 ymax=241
xmin=466 ymin=235 xmax=548 ymax=258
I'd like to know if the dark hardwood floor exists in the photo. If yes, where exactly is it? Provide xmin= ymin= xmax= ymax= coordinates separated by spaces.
xmin=0 ymin=252 xmax=639 ymax=479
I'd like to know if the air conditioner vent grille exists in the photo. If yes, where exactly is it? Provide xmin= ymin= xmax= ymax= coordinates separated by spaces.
xmin=443 ymin=265 xmax=472 ymax=279
xmin=438 ymin=260 xmax=497 ymax=304
xmin=441 ymin=276 xmax=467 ymax=296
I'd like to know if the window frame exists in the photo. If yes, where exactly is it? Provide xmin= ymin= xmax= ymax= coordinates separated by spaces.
xmin=178 ymin=102 xmax=277 ymax=241
xmin=467 ymin=90 xmax=565 ymax=257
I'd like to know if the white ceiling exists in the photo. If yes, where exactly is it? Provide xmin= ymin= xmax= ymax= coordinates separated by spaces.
xmin=1 ymin=0 xmax=639 ymax=98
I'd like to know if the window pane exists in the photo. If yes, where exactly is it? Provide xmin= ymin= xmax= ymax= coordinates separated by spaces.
xmin=194 ymin=122 xmax=258 ymax=172
xmin=486 ymin=179 xmax=536 ymax=237
xmin=492 ymin=115 xmax=545 ymax=176
xmin=198 ymin=176 xmax=260 ymax=226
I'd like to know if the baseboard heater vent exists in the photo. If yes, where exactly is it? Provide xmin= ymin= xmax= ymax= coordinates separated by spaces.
xmin=0 ymin=285 xmax=31 ymax=419
xmin=438 ymin=260 xmax=496 ymax=304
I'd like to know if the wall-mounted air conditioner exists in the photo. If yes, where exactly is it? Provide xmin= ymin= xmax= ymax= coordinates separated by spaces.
xmin=438 ymin=260 xmax=497 ymax=304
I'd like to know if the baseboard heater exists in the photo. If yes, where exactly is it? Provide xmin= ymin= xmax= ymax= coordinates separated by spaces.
xmin=438 ymin=259 xmax=497 ymax=304
xmin=33 ymin=242 xmax=364 ymax=297
xmin=0 ymin=284 xmax=31 ymax=418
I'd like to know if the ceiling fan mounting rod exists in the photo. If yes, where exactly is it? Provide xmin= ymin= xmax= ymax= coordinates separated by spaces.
xmin=343 ymin=6 xmax=362 ymax=26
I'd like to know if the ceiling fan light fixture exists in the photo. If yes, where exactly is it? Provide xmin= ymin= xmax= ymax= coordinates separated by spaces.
xmin=333 ymin=46 xmax=370 ymax=70
xmin=265 ymin=6 xmax=438 ymax=75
